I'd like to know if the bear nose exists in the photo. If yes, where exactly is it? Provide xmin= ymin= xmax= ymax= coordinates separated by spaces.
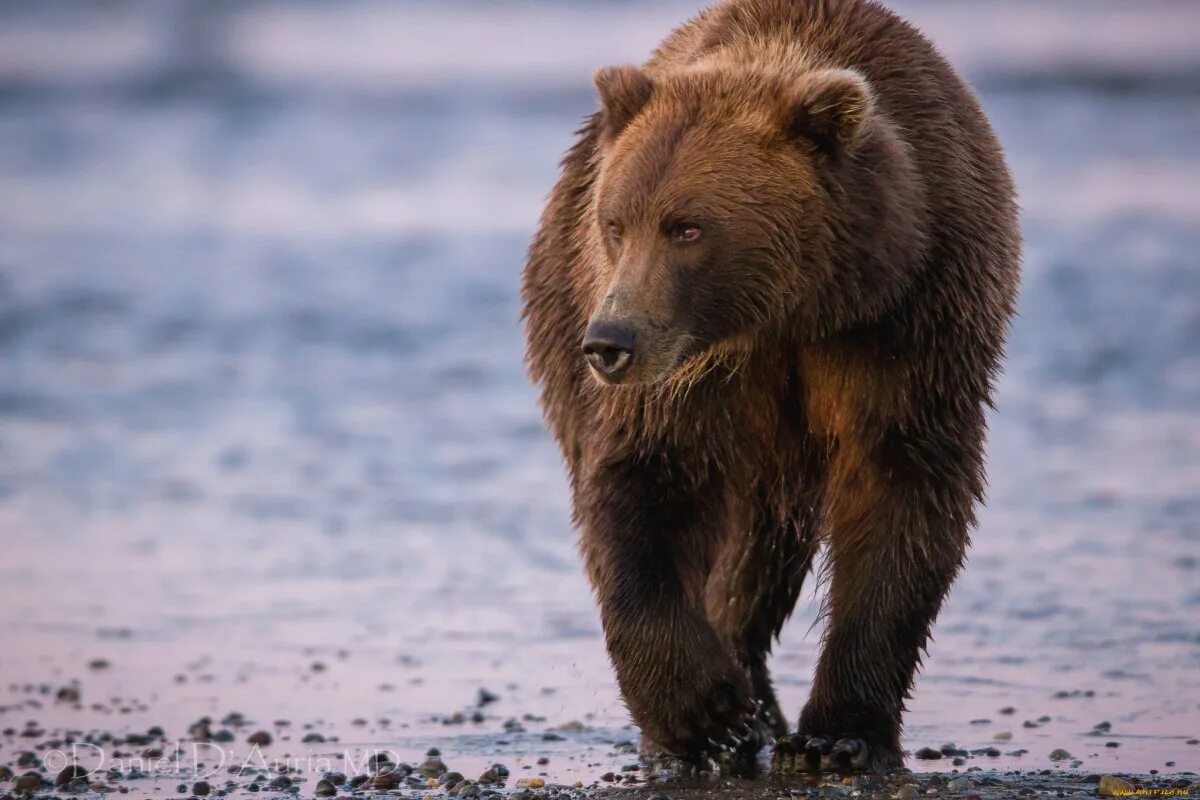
xmin=581 ymin=322 xmax=636 ymax=380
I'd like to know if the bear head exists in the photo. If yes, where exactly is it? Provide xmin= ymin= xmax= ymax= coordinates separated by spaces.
xmin=580 ymin=63 xmax=923 ymax=386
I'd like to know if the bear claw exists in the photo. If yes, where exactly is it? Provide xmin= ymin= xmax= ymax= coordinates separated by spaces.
xmin=771 ymin=734 xmax=873 ymax=773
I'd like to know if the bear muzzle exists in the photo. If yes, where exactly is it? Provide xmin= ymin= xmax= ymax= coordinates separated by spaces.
xmin=581 ymin=320 xmax=637 ymax=383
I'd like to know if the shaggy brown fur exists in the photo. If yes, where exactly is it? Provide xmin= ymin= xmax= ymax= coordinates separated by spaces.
xmin=521 ymin=0 xmax=1019 ymax=774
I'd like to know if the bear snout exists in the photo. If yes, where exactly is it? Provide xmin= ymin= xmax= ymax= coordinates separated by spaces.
xmin=581 ymin=320 xmax=637 ymax=383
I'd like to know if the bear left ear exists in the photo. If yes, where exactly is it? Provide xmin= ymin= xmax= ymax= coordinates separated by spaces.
xmin=782 ymin=69 xmax=874 ymax=160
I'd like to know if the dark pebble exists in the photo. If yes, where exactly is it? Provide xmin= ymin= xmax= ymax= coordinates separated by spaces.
xmin=420 ymin=757 xmax=448 ymax=777
xmin=915 ymin=747 xmax=943 ymax=760
xmin=269 ymin=775 xmax=292 ymax=790
xmin=314 ymin=779 xmax=337 ymax=797
xmin=477 ymin=688 xmax=500 ymax=706
xmin=14 ymin=773 xmax=42 ymax=793
xmin=371 ymin=772 xmax=398 ymax=789
xmin=247 ymin=731 xmax=272 ymax=746
xmin=366 ymin=753 xmax=393 ymax=771
xmin=347 ymin=775 xmax=368 ymax=789
xmin=55 ymin=686 xmax=81 ymax=704
xmin=302 ymin=733 xmax=325 ymax=743
xmin=192 ymin=780 xmax=211 ymax=796
xmin=54 ymin=765 xmax=89 ymax=788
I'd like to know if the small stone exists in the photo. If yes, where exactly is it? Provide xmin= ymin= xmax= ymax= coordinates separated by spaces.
xmin=1049 ymin=748 xmax=1072 ymax=761
xmin=515 ymin=778 xmax=545 ymax=789
xmin=949 ymin=776 xmax=974 ymax=792
xmin=56 ymin=686 xmax=81 ymax=704
xmin=998 ymin=706 xmax=1015 ymax=715
xmin=1106 ymin=741 xmax=1121 ymax=748
xmin=302 ymin=732 xmax=325 ymax=743
xmin=14 ymin=773 xmax=42 ymax=793
xmin=247 ymin=730 xmax=272 ymax=746
xmin=1098 ymin=775 xmax=1134 ymax=796
xmin=269 ymin=775 xmax=292 ymax=790
xmin=55 ymin=766 xmax=89 ymax=788
xmin=897 ymin=785 xmax=920 ymax=800
xmin=993 ymin=730 xmax=1012 ymax=741
xmin=367 ymin=753 xmax=394 ymax=771
xmin=314 ymin=779 xmax=337 ymax=796
xmin=554 ymin=720 xmax=586 ymax=732
xmin=914 ymin=747 xmax=942 ymax=760
xmin=477 ymin=688 xmax=500 ymax=706
xmin=371 ymin=772 xmax=397 ymax=790
xmin=419 ymin=757 xmax=448 ymax=777
xmin=192 ymin=780 xmax=211 ymax=796
xmin=189 ymin=718 xmax=214 ymax=740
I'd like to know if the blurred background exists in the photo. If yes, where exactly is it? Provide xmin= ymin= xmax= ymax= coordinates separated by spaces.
xmin=0 ymin=0 xmax=1198 ymax=784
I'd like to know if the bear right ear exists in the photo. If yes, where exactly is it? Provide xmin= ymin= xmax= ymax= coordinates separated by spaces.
xmin=594 ymin=65 xmax=654 ymax=136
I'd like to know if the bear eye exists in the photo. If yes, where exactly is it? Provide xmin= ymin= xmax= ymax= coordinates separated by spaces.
xmin=669 ymin=223 xmax=703 ymax=244
xmin=605 ymin=221 xmax=623 ymax=244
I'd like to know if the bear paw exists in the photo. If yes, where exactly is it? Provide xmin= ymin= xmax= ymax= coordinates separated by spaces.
xmin=771 ymin=733 xmax=900 ymax=774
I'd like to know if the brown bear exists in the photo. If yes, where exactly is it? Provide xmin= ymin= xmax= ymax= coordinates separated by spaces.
xmin=521 ymin=0 xmax=1019 ymax=774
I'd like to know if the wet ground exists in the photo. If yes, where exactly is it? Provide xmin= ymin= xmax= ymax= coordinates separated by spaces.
xmin=1 ymin=0 xmax=1199 ymax=797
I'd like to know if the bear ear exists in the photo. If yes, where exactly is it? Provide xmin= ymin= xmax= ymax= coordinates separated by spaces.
xmin=782 ymin=69 xmax=874 ymax=160
xmin=594 ymin=65 xmax=655 ymax=136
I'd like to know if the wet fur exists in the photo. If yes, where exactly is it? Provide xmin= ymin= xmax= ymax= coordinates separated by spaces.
xmin=521 ymin=0 xmax=1019 ymax=771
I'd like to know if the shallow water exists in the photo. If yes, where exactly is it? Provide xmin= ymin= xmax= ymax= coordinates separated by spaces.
xmin=1 ymin=0 xmax=1198 ymax=791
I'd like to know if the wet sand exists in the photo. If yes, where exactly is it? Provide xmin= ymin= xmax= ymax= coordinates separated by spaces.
xmin=1 ymin=0 xmax=1199 ymax=796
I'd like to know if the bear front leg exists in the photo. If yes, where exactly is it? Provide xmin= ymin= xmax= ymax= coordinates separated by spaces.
xmin=775 ymin=434 xmax=973 ymax=774
xmin=579 ymin=455 xmax=760 ymax=762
